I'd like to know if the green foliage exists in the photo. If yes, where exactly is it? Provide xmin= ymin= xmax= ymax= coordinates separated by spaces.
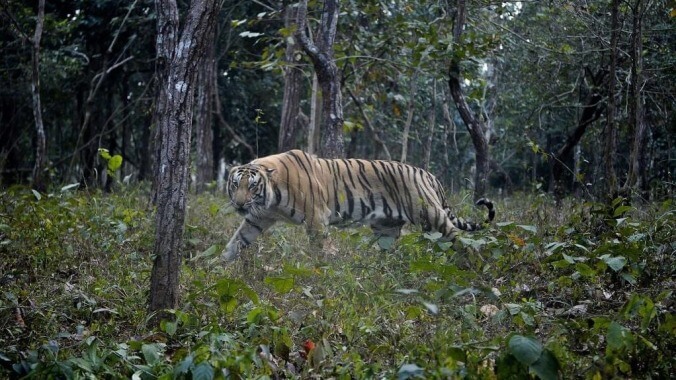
xmin=0 ymin=191 xmax=674 ymax=378
xmin=98 ymin=148 xmax=123 ymax=176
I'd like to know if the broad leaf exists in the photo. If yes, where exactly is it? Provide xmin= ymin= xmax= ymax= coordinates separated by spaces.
xmin=607 ymin=321 xmax=633 ymax=353
xmin=398 ymin=363 xmax=424 ymax=380
xmin=192 ymin=362 xmax=214 ymax=380
xmin=530 ymin=349 xmax=560 ymax=380
xmin=508 ymin=335 xmax=543 ymax=366
xmin=108 ymin=155 xmax=123 ymax=173
xmin=141 ymin=344 xmax=160 ymax=366
xmin=264 ymin=276 xmax=295 ymax=294
xmin=600 ymin=254 xmax=627 ymax=272
xmin=517 ymin=224 xmax=537 ymax=233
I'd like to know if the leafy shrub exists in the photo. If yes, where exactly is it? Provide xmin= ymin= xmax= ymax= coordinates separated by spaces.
xmin=0 ymin=190 xmax=673 ymax=378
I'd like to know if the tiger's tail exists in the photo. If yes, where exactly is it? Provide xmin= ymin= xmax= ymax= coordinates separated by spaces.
xmin=447 ymin=198 xmax=495 ymax=231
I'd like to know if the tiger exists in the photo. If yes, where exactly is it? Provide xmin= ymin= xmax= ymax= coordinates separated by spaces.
xmin=222 ymin=149 xmax=495 ymax=261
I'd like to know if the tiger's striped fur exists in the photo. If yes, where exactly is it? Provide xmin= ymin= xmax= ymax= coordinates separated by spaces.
xmin=223 ymin=149 xmax=495 ymax=261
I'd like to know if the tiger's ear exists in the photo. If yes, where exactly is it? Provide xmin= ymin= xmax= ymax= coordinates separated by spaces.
xmin=266 ymin=168 xmax=276 ymax=176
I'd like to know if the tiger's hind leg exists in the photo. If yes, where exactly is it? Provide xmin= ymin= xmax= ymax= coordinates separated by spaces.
xmin=420 ymin=206 xmax=460 ymax=241
xmin=223 ymin=217 xmax=276 ymax=262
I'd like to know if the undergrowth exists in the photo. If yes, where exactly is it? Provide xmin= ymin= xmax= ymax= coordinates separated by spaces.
xmin=0 ymin=186 xmax=674 ymax=379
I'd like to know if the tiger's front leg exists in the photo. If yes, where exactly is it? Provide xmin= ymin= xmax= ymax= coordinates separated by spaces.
xmin=223 ymin=217 xmax=276 ymax=261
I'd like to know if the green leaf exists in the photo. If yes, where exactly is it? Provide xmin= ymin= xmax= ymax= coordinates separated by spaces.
xmin=516 ymin=225 xmax=537 ymax=233
xmin=190 ymin=245 xmax=219 ymax=262
xmin=264 ymin=276 xmax=295 ymax=294
xmin=173 ymin=354 xmax=193 ymax=377
xmin=520 ymin=311 xmax=535 ymax=326
xmin=505 ymin=303 xmax=522 ymax=315
xmin=108 ymin=155 xmax=123 ymax=173
xmin=600 ymin=255 xmax=627 ymax=272
xmin=282 ymin=263 xmax=314 ymax=277
xmin=31 ymin=189 xmax=42 ymax=201
xmin=459 ymin=237 xmax=487 ymax=250
xmin=620 ymin=272 xmax=637 ymax=285
xmin=574 ymin=262 xmax=596 ymax=277
xmin=98 ymin=148 xmax=111 ymax=160
xmin=141 ymin=344 xmax=160 ymax=365
xmin=161 ymin=320 xmax=177 ymax=336
xmin=214 ymin=278 xmax=259 ymax=304
xmin=508 ymin=335 xmax=543 ymax=366
xmin=192 ymin=362 xmax=214 ymax=380
xmin=377 ymin=236 xmax=396 ymax=249
xmin=607 ymin=321 xmax=633 ymax=353
xmin=529 ymin=349 xmax=560 ymax=380
xmin=613 ymin=205 xmax=632 ymax=217
xmin=398 ymin=363 xmax=424 ymax=380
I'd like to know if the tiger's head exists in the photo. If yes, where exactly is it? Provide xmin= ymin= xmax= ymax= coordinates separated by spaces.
xmin=226 ymin=164 xmax=274 ymax=217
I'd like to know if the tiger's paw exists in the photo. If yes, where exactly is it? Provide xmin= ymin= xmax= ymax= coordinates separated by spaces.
xmin=221 ymin=241 xmax=241 ymax=262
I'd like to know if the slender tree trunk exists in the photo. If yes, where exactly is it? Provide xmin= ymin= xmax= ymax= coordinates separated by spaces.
xmin=400 ymin=71 xmax=418 ymax=164
xmin=149 ymin=0 xmax=219 ymax=319
xmin=307 ymin=73 xmax=321 ymax=154
xmin=423 ymin=79 xmax=437 ymax=171
xmin=448 ymin=0 xmax=490 ymax=200
xmin=624 ymin=0 xmax=647 ymax=194
xmin=195 ymin=28 xmax=216 ymax=193
xmin=279 ymin=2 xmax=303 ymax=152
xmin=296 ymin=0 xmax=344 ymax=158
xmin=603 ymin=0 xmax=620 ymax=197
xmin=550 ymin=69 xmax=606 ymax=195
xmin=30 ymin=0 xmax=46 ymax=192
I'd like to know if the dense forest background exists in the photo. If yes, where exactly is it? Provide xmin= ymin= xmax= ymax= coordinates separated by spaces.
xmin=1 ymin=0 xmax=674 ymax=198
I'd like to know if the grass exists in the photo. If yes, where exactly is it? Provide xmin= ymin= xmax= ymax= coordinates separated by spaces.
xmin=0 ymin=185 xmax=674 ymax=379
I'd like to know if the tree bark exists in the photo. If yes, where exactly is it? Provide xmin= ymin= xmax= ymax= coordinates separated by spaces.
xmin=603 ymin=0 xmax=620 ymax=197
xmin=423 ymin=79 xmax=437 ymax=171
xmin=307 ymin=73 xmax=321 ymax=154
xmin=149 ymin=0 xmax=219 ymax=319
xmin=448 ymin=0 xmax=490 ymax=200
xmin=550 ymin=69 xmax=606 ymax=195
xmin=195 ymin=27 xmax=216 ymax=193
xmin=278 ymin=2 xmax=304 ymax=152
xmin=400 ymin=71 xmax=418 ymax=164
xmin=296 ymin=0 xmax=344 ymax=158
xmin=30 ymin=0 xmax=46 ymax=192
xmin=624 ymin=0 xmax=647 ymax=194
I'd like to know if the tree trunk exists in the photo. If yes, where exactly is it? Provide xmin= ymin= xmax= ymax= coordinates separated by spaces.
xmin=423 ymin=79 xmax=437 ymax=171
xmin=195 ymin=28 xmax=216 ymax=193
xmin=307 ymin=73 xmax=321 ymax=154
xmin=296 ymin=0 xmax=344 ymax=159
xmin=550 ymin=69 xmax=606 ymax=195
xmin=624 ymin=0 xmax=647 ymax=194
xmin=279 ymin=2 xmax=303 ymax=152
xmin=448 ymin=0 xmax=490 ymax=200
xmin=149 ymin=0 xmax=219 ymax=319
xmin=603 ymin=0 xmax=620 ymax=197
xmin=30 ymin=0 xmax=46 ymax=192
xmin=400 ymin=71 xmax=418 ymax=164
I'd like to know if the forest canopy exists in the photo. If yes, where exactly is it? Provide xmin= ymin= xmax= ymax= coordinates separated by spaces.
xmin=0 ymin=0 xmax=676 ymax=197
xmin=1 ymin=0 xmax=673 ymax=198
